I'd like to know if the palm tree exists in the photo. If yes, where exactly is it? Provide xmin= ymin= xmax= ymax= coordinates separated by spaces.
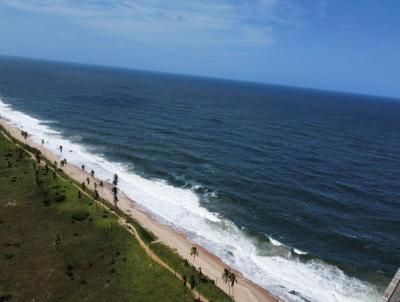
xmin=35 ymin=152 xmax=40 ymax=164
xmin=99 ymin=180 xmax=104 ymax=197
xmin=112 ymin=175 xmax=119 ymax=209
xmin=229 ymin=272 xmax=237 ymax=301
xmin=222 ymin=268 xmax=231 ymax=299
xmin=112 ymin=186 xmax=118 ymax=197
xmin=54 ymin=233 xmax=71 ymax=270
xmin=182 ymin=275 xmax=187 ymax=295
xmin=113 ymin=194 xmax=118 ymax=204
xmin=21 ymin=130 xmax=28 ymax=140
xmin=113 ymin=174 xmax=119 ymax=186
xmin=188 ymin=275 xmax=198 ymax=300
xmin=77 ymin=188 xmax=82 ymax=209
xmin=190 ymin=246 xmax=199 ymax=265
xmin=198 ymin=267 xmax=204 ymax=282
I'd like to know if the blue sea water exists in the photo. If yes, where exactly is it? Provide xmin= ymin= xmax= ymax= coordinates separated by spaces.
xmin=0 ymin=56 xmax=399 ymax=302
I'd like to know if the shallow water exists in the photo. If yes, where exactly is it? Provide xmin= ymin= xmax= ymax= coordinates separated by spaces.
xmin=0 ymin=56 xmax=399 ymax=302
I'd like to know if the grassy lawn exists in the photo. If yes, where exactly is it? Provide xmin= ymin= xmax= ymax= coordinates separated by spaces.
xmin=0 ymin=131 xmax=195 ymax=302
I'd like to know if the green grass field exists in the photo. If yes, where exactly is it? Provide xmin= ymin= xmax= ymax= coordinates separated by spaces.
xmin=0 ymin=130 xmax=198 ymax=302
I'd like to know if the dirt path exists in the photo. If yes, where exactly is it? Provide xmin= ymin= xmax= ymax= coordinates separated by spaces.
xmin=1 ymin=130 xmax=208 ymax=302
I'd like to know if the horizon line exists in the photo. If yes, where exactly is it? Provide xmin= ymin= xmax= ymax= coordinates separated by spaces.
xmin=1 ymin=53 xmax=399 ymax=102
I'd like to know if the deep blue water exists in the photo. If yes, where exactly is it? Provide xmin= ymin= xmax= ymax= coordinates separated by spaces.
xmin=0 ymin=56 xmax=399 ymax=301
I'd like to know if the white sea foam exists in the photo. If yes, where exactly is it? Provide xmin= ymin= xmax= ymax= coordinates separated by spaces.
xmin=269 ymin=236 xmax=284 ymax=246
xmin=267 ymin=236 xmax=308 ymax=255
xmin=293 ymin=248 xmax=308 ymax=255
xmin=0 ymin=99 xmax=381 ymax=302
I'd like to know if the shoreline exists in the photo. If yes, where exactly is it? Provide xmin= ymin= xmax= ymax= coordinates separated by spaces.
xmin=0 ymin=117 xmax=280 ymax=302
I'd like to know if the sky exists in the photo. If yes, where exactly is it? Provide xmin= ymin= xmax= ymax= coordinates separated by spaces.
xmin=0 ymin=0 xmax=399 ymax=98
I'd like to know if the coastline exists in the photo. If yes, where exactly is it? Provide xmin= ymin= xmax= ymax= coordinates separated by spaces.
xmin=0 ymin=117 xmax=280 ymax=302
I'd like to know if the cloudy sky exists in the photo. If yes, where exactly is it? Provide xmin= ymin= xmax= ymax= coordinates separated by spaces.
xmin=0 ymin=0 xmax=399 ymax=98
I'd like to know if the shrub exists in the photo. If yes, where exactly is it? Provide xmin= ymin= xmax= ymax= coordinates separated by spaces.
xmin=55 ymin=195 xmax=66 ymax=202
xmin=0 ymin=291 xmax=12 ymax=302
xmin=3 ymin=252 xmax=15 ymax=260
xmin=71 ymin=210 xmax=89 ymax=221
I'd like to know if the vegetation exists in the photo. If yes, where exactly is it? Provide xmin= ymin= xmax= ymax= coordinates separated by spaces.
xmin=0 ymin=129 xmax=195 ymax=302
xmin=191 ymin=246 xmax=199 ymax=265
xmin=222 ymin=268 xmax=237 ymax=301
xmin=150 ymin=242 xmax=229 ymax=302
xmin=0 ymin=125 xmax=232 ymax=302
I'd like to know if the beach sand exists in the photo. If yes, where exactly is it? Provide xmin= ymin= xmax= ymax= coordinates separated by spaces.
xmin=0 ymin=117 xmax=280 ymax=302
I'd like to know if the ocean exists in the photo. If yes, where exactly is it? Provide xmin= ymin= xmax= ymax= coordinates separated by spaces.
xmin=0 ymin=56 xmax=399 ymax=302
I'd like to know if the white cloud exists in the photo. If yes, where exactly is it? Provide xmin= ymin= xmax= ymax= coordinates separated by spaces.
xmin=1 ymin=0 xmax=287 ymax=49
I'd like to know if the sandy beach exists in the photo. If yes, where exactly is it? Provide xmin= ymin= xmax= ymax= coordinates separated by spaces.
xmin=0 ymin=117 xmax=279 ymax=302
